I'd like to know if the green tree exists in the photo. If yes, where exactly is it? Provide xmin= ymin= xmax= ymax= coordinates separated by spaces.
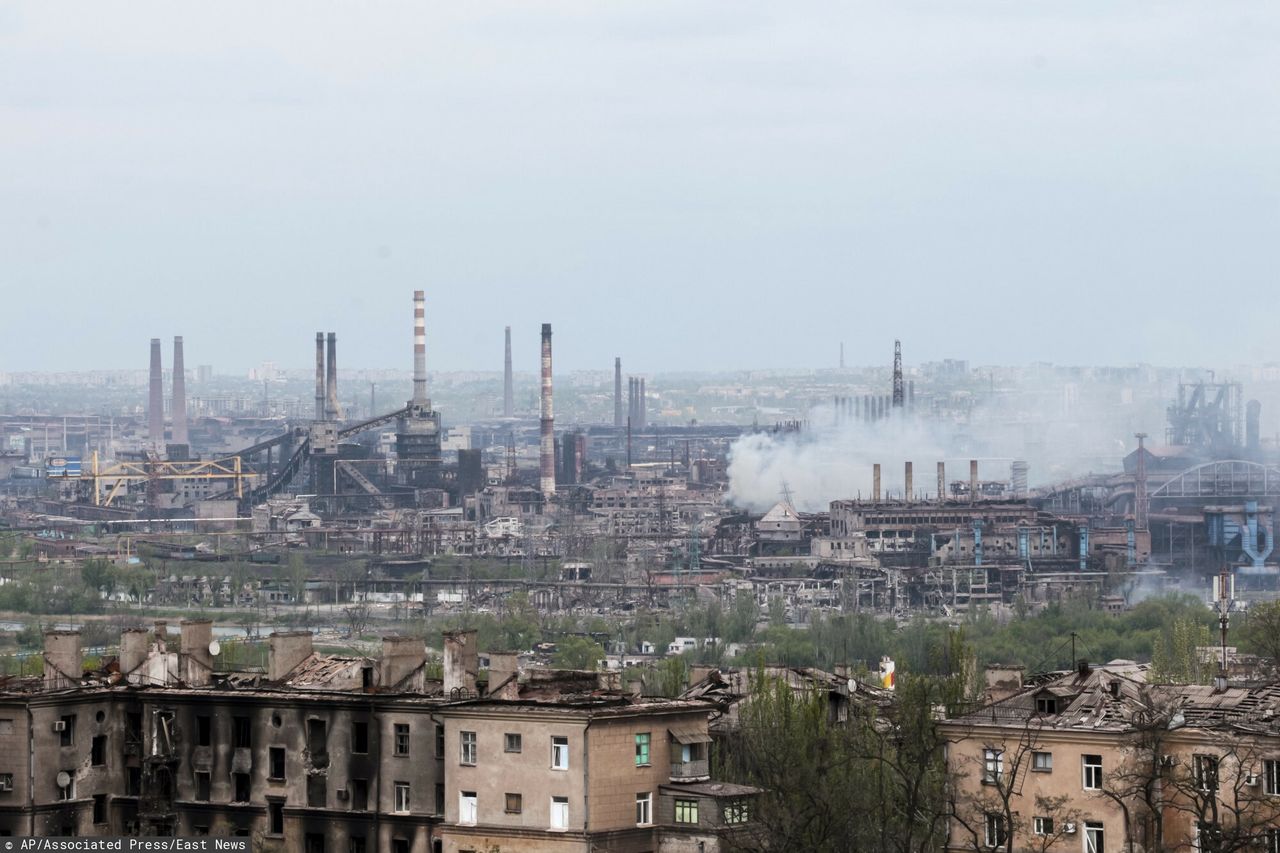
xmin=1150 ymin=616 xmax=1214 ymax=684
xmin=552 ymin=636 xmax=605 ymax=670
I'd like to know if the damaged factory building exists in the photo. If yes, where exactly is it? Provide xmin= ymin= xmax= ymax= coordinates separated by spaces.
xmin=0 ymin=625 xmax=757 ymax=853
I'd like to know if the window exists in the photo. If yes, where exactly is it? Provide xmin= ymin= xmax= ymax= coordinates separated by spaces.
xmin=233 ymin=772 xmax=250 ymax=803
xmin=551 ymin=736 xmax=569 ymax=770
xmin=1035 ymin=696 xmax=1057 ymax=714
xmin=394 ymin=723 xmax=411 ymax=757
xmin=635 ymin=732 xmax=651 ymax=766
xmin=1082 ymin=754 xmax=1103 ymax=790
xmin=504 ymin=732 xmax=522 ymax=753
xmin=352 ymin=721 xmax=368 ymax=754
xmin=459 ymin=791 xmax=477 ymax=824
xmin=1033 ymin=815 xmax=1053 ymax=835
xmin=307 ymin=719 xmax=327 ymax=758
xmin=1266 ymin=828 xmax=1280 ymax=853
xmin=268 ymin=800 xmax=284 ymax=835
xmin=57 ymin=771 xmax=75 ymax=801
xmin=59 ymin=715 xmax=76 ymax=747
xmin=1194 ymin=754 xmax=1219 ymax=793
xmin=307 ymin=775 xmax=326 ymax=808
xmin=195 ymin=771 xmax=210 ymax=802
xmin=394 ymin=782 xmax=411 ymax=814
xmin=269 ymin=747 xmax=286 ymax=780
xmin=233 ymin=716 xmax=251 ymax=749
xmin=1032 ymin=751 xmax=1053 ymax=772
xmin=435 ymin=783 xmax=445 ymax=815
xmin=196 ymin=715 xmax=211 ymax=747
xmin=636 ymin=792 xmax=652 ymax=825
xmin=550 ymin=796 xmax=569 ymax=830
xmin=460 ymin=731 xmax=477 ymax=765
xmin=349 ymin=838 xmax=366 ymax=853
xmin=723 ymin=798 xmax=750 ymax=824
xmin=126 ymin=767 xmax=141 ymax=796
xmin=305 ymin=834 xmax=324 ymax=853
xmin=505 ymin=792 xmax=522 ymax=814
xmin=91 ymin=735 xmax=107 ymax=766
xmin=1084 ymin=821 xmax=1104 ymax=853
xmin=392 ymin=842 xmax=409 ymax=853
xmin=984 ymin=812 xmax=1007 ymax=848
xmin=92 ymin=794 xmax=106 ymax=824
xmin=1266 ymin=760 xmax=1280 ymax=796
xmin=351 ymin=778 xmax=368 ymax=811
xmin=675 ymin=798 xmax=699 ymax=824
xmin=982 ymin=748 xmax=1004 ymax=784
xmin=435 ymin=724 xmax=444 ymax=758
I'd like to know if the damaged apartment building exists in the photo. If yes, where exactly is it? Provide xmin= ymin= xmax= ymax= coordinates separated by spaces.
xmin=0 ymin=626 xmax=758 ymax=852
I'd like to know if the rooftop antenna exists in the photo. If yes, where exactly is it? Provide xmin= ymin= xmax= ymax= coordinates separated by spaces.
xmin=1214 ymin=561 xmax=1235 ymax=688
xmin=892 ymin=340 xmax=904 ymax=408
xmin=780 ymin=482 xmax=795 ymax=507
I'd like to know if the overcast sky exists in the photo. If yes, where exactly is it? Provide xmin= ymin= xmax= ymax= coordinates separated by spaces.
xmin=2 ymin=2 xmax=1276 ymax=374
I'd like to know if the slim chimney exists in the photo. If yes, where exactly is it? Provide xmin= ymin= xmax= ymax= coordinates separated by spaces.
xmin=937 ymin=461 xmax=946 ymax=502
xmin=325 ymin=332 xmax=340 ymax=420
xmin=43 ymin=630 xmax=82 ymax=690
xmin=503 ymin=326 xmax=514 ymax=417
xmin=413 ymin=290 xmax=428 ymax=406
xmin=638 ymin=378 xmax=646 ymax=428
xmin=970 ymin=459 xmax=979 ymax=505
xmin=539 ymin=323 xmax=555 ymax=497
xmin=171 ymin=336 xmax=188 ymax=446
xmin=873 ymin=463 xmax=881 ymax=502
xmin=614 ymin=358 xmax=623 ymax=428
xmin=148 ymin=338 xmax=164 ymax=451
xmin=904 ymin=461 xmax=913 ymax=503
xmin=315 ymin=332 xmax=326 ymax=421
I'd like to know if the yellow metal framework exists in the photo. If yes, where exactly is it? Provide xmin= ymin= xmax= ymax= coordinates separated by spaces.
xmin=87 ymin=451 xmax=246 ymax=506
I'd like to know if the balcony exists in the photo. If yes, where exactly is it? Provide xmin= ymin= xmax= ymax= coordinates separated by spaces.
xmin=670 ymin=759 xmax=710 ymax=782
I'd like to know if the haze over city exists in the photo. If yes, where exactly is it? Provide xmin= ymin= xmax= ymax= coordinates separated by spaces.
xmin=3 ymin=2 xmax=1278 ymax=372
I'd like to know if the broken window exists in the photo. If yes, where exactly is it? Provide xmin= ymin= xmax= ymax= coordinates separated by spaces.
xmin=196 ymin=715 xmax=211 ymax=747
xmin=233 ymin=772 xmax=250 ymax=803
xmin=92 ymin=793 xmax=106 ymax=824
xmin=307 ymin=719 xmax=327 ymax=758
xmin=91 ymin=735 xmax=107 ymax=766
xmin=1194 ymin=754 xmax=1219 ymax=793
xmin=59 ymin=715 xmax=76 ymax=747
xmin=195 ymin=771 xmax=210 ymax=802
xmin=307 ymin=775 xmax=326 ymax=808
xmin=269 ymin=747 xmax=285 ymax=780
xmin=351 ymin=720 xmax=368 ymax=754
xmin=267 ymin=800 xmax=284 ymax=835
xmin=351 ymin=778 xmax=368 ymax=811
xmin=232 ymin=716 xmax=251 ymax=750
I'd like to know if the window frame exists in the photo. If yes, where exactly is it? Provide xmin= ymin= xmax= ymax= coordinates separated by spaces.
xmin=504 ymin=732 xmax=522 ymax=753
xmin=1032 ymin=815 xmax=1053 ymax=836
xmin=550 ymin=796 xmax=570 ymax=830
xmin=1083 ymin=821 xmax=1104 ymax=853
xmin=1082 ymin=754 xmax=1103 ymax=791
xmin=984 ymin=812 xmax=1007 ymax=848
xmin=551 ymin=736 xmax=569 ymax=770
xmin=982 ymin=748 xmax=1004 ymax=785
xmin=459 ymin=790 xmax=477 ymax=825
xmin=635 ymin=732 xmax=651 ymax=767
xmin=722 ymin=798 xmax=750 ymax=825
xmin=504 ymin=792 xmax=522 ymax=814
xmin=394 ymin=723 xmax=411 ymax=757
xmin=1265 ymin=759 xmax=1280 ymax=796
xmin=674 ymin=798 xmax=699 ymax=825
xmin=635 ymin=792 xmax=652 ymax=826
xmin=1032 ymin=751 xmax=1053 ymax=772
xmin=460 ymin=730 xmax=477 ymax=766
xmin=394 ymin=781 xmax=411 ymax=814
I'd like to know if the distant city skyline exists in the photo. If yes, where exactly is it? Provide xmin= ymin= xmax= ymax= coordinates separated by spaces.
xmin=2 ymin=2 xmax=1277 ymax=373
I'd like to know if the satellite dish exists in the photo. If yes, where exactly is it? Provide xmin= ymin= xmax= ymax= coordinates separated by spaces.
xmin=208 ymin=640 xmax=221 ymax=657
xmin=56 ymin=771 xmax=71 ymax=789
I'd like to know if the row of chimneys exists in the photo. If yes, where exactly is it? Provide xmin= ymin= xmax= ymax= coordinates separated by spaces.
xmin=43 ymin=625 xmax=525 ymax=700
xmin=147 ymin=337 xmax=188 ymax=451
xmin=832 ymin=387 xmax=915 ymax=424
xmin=869 ymin=459 xmax=982 ymax=503
xmin=313 ymin=332 xmax=342 ymax=421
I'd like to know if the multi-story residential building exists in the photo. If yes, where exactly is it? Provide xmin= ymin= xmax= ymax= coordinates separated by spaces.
xmin=0 ymin=624 xmax=757 ymax=853
xmin=941 ymin=661 xmax=1280 ymax=852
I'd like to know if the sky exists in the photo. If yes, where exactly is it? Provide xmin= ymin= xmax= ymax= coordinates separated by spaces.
xmin=1 ymin=2 xmax=1277 ymax=374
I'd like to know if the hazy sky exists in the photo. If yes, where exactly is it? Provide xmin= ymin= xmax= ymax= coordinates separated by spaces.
xmin=2 ymin=2 xmax=1277 ymax=374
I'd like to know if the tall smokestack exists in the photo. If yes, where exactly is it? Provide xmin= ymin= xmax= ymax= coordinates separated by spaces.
xmin=503 ymin=326 xmax=514 ymax=417
xmin=540 ymin=323 xmax=555 ymax=497
xmin=614 ymin=358 xmax=623 ymax=428
xmin=873 ymin=463 xmax=881 ymax=502
xmin=171 ymin=336 xmax=188 ymax=446
xmin=148 ymin=338 xmax=164 ymax=451
xmin=969 ymin=459 xmax=979 ymax=505
xmin=315 ymin=332 xmax=325 ymax=421
xmin=638 ymin=378 xmax=646 ymax=429
xmin=1134 ymin=433 xmax=1149 ymax=531
xmin=937 ymin=461 xmax=946 ymax=502
xmin=892 ymin=339 xmax=904 ymax=408
xmin=325 ymin=332 xmax=340 ymax=421
xmin=904 ymin=461 xmax=913 ymax=503
xmin=413 ymin=290 xmax=428 ymax=406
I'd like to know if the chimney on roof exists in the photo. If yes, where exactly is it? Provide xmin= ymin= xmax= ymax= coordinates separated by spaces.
xmin=983 ymin=664 xmax=1024 ymax=703
xmin=443 ymin=630 xmax=478 ymax=696
xmin=268 ymin=631 xmax=314 ymax=681
xmin=379 ymin=635 xmax=426 ymax=690
xmin=486 ymin=651 xmax=520 ymax=700
xmin=119 ymin=628 xmax=148 ymax=682
xmin=43 ymin=630 xmax=82 ymax=690
xmin=1077 ymin=659 xmax=1090 ymax=678
xmin=180 ymin=619 xmax=213 ymax=687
